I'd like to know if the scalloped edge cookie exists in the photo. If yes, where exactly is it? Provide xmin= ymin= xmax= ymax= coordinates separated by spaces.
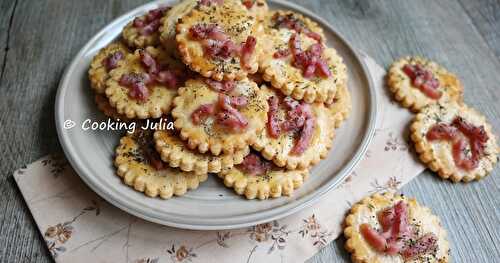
xmin=88 ymin=42 xmax=130 ymax=94
xmin=327 ymin=83 xmax=351 ymax=128
xmin=114 ymin=132 xmax=208 ymax=199
xmin=265 ymin=10 xmax=325 ymax=40
xmin=94 ymin=94 xmax=130 ymax=121
xmin=410 ymin=102 xmax=499 ymax=182
xmin=344 ymin=192 xmax=450 ymax=263
xmin=218 ymin=154 xmax=309 ymax=200
xmin=105 ymin=46 xmax=178 ymax=119
xmin=122 ymin=7 xmax=169 ymax=49
xmin=387 ymin=56 xmax=463 ymax=112
xmin=252 ymin=86 xmax=336 ymax=170
xmin=159 ymin=0 xmax=198 ymax=57
xmin=259 ymin=29 xmax=347 ymax=104
xmin=172 ymin=77 xmax=268 ymax=156
xmin=175 ymin=0 xmax=260 ymax=81
xmin=154 ymin=129 xmax=250 ymax=175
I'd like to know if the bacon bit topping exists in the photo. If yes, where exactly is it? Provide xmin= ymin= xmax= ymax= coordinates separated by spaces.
xmin=237 ymin=153 xmax=272 ymax=176
xmin=189 ymin=24 xmax=257 ymax=68
xmin=132 ymin=7 xmax=168 ymax=35
xmin=205 ymin=79 xmax=236 ymax=93
xmin=426 ymin=117 xmax=488 ymax=171
xmin=139 ymin=49 xmax=185 ymax=89
xmin=402 ymin=64 xmax=441 ymax=99
xmin=216 ymin=94 xmax=248 ymax=132
xmin=290 ymin=34 xmax=331 ymax=79
xmin=135 ymin=129 xmax=165 ymax=170
xmin=199 ymin=0 xmax=223 ymax=6
xmin=267 ymin=96 xmax=281 ymax=138
xmin=273 ymin=49 xmax=291 ymax=59
xmin=361 ymin=201 xmax=438 ymax=258
xmin=119 ymin=73 xmax=152 ymax=102
xmin=103 ymin=51 xmax=124 ymax=71
xmin=191 ymin=103 xmax=216 ymax=124
xmin=265 ymin=96 xmax=315 ymax=154
xmin=242 ymin=0 xmax=255 ymax=9
xmin=272 ymin=13 xmax=323 ymax=42
xmin=139 ymin=50 xmax=160 ymax=75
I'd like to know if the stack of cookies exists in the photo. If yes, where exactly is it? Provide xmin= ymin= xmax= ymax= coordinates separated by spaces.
xmin=87 ymin=0 xmax=350 ymax=200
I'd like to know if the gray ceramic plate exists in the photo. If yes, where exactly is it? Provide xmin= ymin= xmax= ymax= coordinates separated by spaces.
xmin=55 ymin=0 xmax=376 ymax=230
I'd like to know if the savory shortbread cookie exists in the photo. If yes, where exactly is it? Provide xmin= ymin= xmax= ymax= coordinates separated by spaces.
xmin=265 ymin=10 xmax=325 ymax=41
xmin=327 ymin=83 xmax=351 ymax=128
xmin=122 ymin=7 xmax=169 ymax=49
xmin=88 ymin=42 xmax=130 ymax=94
xmin=410 ymin=102 xmax=498 ymax=182
xmin=106 ymin=46 xmax=184 ymax=119
xmin=387 ymin=56 xmax=463 ymax=112
xmin=94 ymin=94 xmax=129 ymax=121
xmin=114 ymin=129 xmax=207 ymax=199
xmin=252 ymin=86 xmax=335 ymax=170
xmin=344 ymin=192 xmax=450 ymax=263
xmin=159 ymin=0 xmax=198 ymax=56
xmin=154 ymin=128 xmax=250 ymax=175
xmin=218 ymin=152 xmax=308 ymax=200
xmin=171 ymin=77 xmax=268 ymax=155
xmin=176 ymin=0 xmax=261 ymax=80
xmin=259 ymin=29 xmax=347 ymax=103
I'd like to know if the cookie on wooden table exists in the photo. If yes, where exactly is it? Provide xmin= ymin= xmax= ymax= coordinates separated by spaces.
xmin=259 ymin=12 xmax=346 ymax=103
xmin=327 ymin=83 xmax=351 ymax=128
xmin=171 ymin=77 xmax=268 ymax=155
xmin=88 ymin=42 xmax=130 ymax=94
xmin=410 ymin=102 xmax=498 ymax=182
xmin=114 ymin=129 xmax=207 ymax=199
xmin=176 ymin=0 xmax=261 ymax=80
xmin=154 ymin=128 xmax=250 ymax=175
xmin=122 ymin=6 xmax=170 ymax=49
xmin=105 ymin=46 xmax=186 ymax=119
xmin=344 ymin=192 xmax=450 ymax=263
xmin=252 ymin=86 xmax=335 ymax=170
xmin=387 ymin=56 xmax=463 ymax=112
xmin=218 ymin=152 xmax=308 ymax=200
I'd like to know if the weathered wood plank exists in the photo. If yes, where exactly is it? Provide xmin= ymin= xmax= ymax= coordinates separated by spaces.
xmin=0 ymin=0 xmax=17 ymax=85
xmin=458 ymin=0 xmax=500 ymax=60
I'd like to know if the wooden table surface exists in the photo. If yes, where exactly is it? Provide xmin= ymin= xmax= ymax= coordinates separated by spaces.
xmin=0 ymin=0 xmax=499 ymax=262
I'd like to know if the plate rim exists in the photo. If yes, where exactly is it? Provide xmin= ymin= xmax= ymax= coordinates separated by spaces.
xmin=55 ymin=0 xmax=377 ymax=230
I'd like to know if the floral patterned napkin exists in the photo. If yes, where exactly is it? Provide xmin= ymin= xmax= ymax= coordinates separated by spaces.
xmin=14 ymin=55 xmax=424 ymax=263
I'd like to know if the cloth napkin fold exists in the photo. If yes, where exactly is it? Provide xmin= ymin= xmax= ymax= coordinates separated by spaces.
xmin=14 ymin=55 xmax=424 ymax=263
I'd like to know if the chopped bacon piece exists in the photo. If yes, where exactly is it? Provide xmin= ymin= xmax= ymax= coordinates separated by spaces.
xmin=191 ymin=104 xmax=216 ymax=124
xmin=237 ymin=153 xmax=272 ymax=176
xmin=189 ymin=24 xmax=225 ymax=40
xmin=149 ymin=157 xmax=165 ymax=170
xmin=216 ymin=94 xmax=248 ymax=132
xmin=205 ymin=79 xmax=236 ymax=93
xmin=199 ymin=0 xmax=223 ymax=6
xmin=267 ymin=96 xmax=281 ymax=138
xmin=139 ymin=49 xmax=160 ymax=75
xmin=132 ymin=7 xmax=167 ymax=36
xmin=272 ymin=13 xmax=323 ymax=42
xmin=155 ymin=70 xmax=179 ymax=88
xmin=240 ymin=36 xmax=257 ymax=69
xmin=426 ymin=117 xmax=488 ymax=171
xmin=306 ymin=31 xmax=323 ymax=42
xmin=378 ymin=207 xmax=395 ymax=232
xmin=360 ymin=224 xmax=388 ymax=253
xmin=103 ymin=51 xmax=124 ymax=71
xmin=402 ymin=233 xmax=438 ymax=259
xmin=119 ymin=73 xmax=152 ymax=102
xmin=402 ymin=64 xmax=442 ymax=99
xmin=290 ymin=112 xmax=315 ymax=155
xmin=273 ymin=49 xmax=291 ymax=59
xmin=242 ymin=0 xmax=255 ymax=9
xmin=289 ymin=34 xmax=331 ymax=79
xmin=281 ymin=97 xmax=310 ymax=132
xmin=229 ymin=96 xmax=248 ymax=107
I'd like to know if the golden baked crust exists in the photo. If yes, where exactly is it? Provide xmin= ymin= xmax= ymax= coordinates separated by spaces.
xmin=252 ymin=86 xmax=335 ymax=170
xmin=218 ymin=156 xmax=308 ymax=200
xmin=94 ymin=94 xmax=129 ymax=121
xmin=88 ymin=42 xmax=130 ymax=94
xmin=159 ymin=0 xmax=199 ymax=57
xmin=242 ymin=0 xmax=269 ymax=21
xmin=259 ymin=29 xmax=347 ymax=103
xmin=114 ymin=131 xmax=207 ymax=199
xmin=410 ymin=102 xmax=499 ymax=182
xmin=344 ymin=192 xmax=450 ymax=263
xmin=105 ymin=46 xmax=181 ymax=119
xmin=171 ymin=78 xmax=268 ymax=155
xmin=387 ymin=56 xmax=463 ymax=112
xmin=154 ymin=128 xmax=250 ymax=175
xmin=175 ymin=0 xmax=261 ymax=80
xmin=122 ymin=8 xmax=167 ymax=49
xmin=264 ymin=10 xmax=325 ymax=39
xmin=327 ymin=83 xmax=351 ymax=128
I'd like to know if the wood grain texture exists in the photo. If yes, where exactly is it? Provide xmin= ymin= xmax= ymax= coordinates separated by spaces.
xmin=0 ymin=0 xmax=498 ymax=262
